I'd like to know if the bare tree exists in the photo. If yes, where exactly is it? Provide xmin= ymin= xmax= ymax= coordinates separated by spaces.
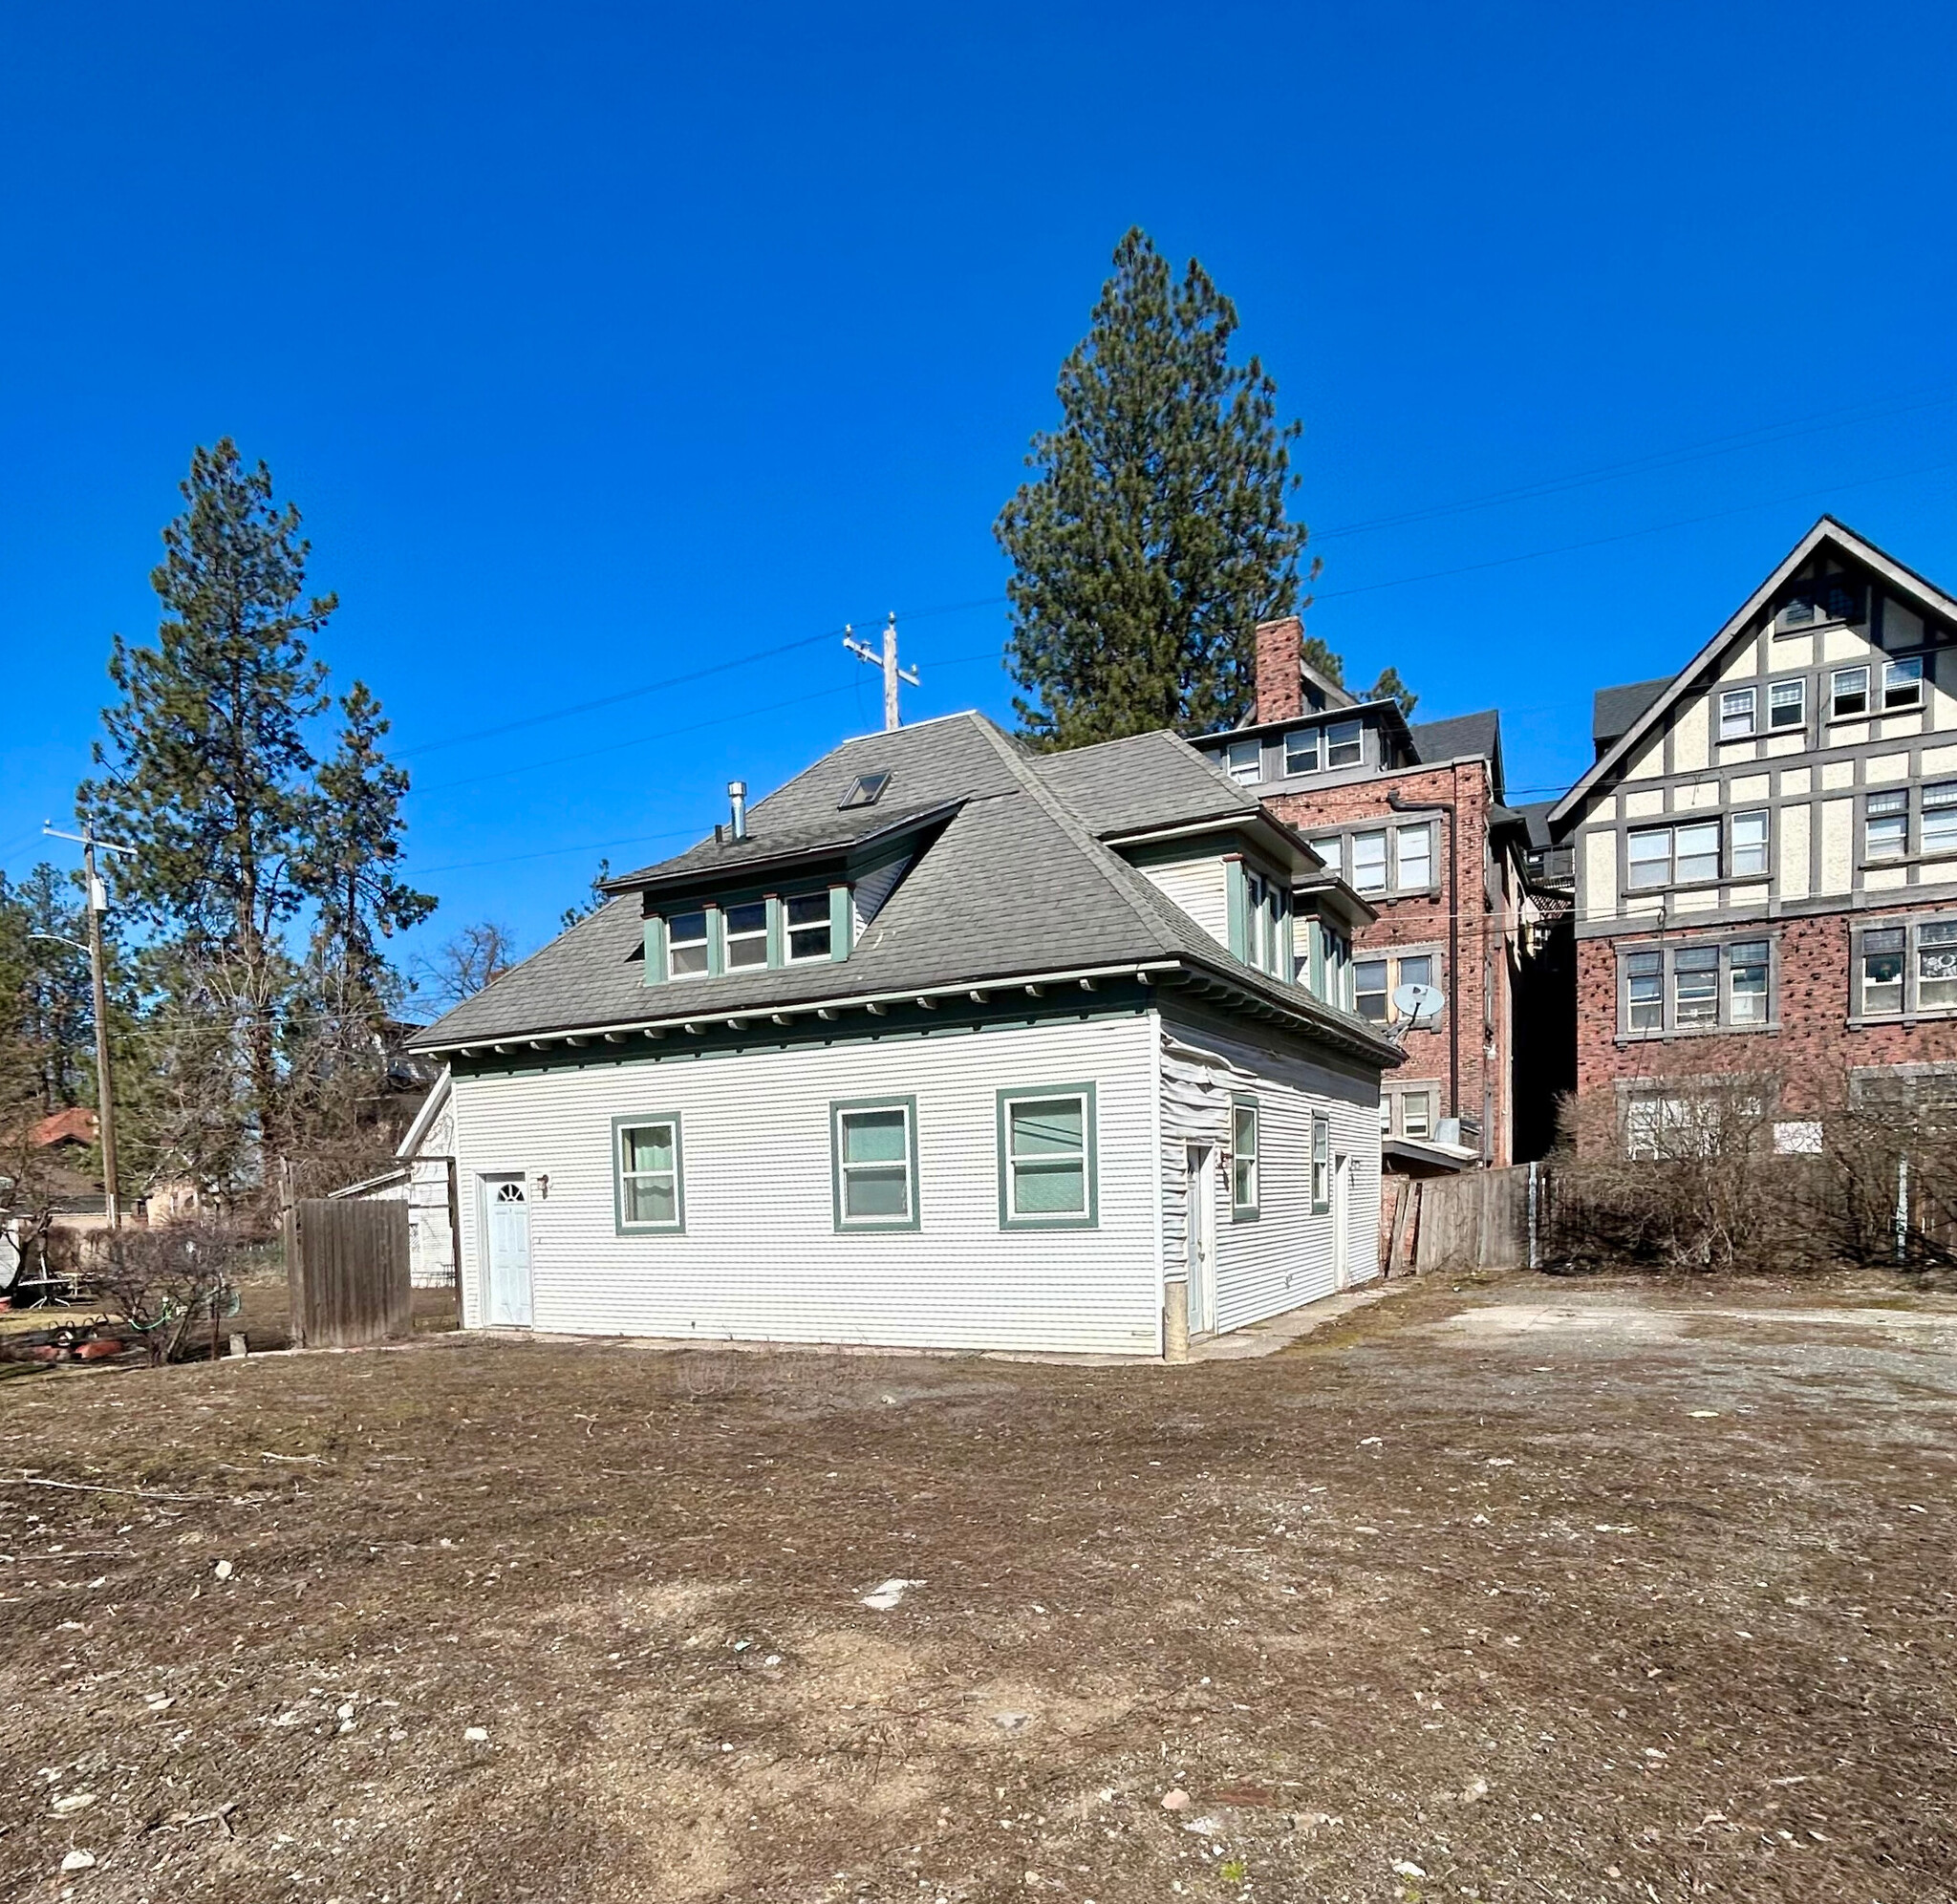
xmin=415 ymin=922 xmax=519 ymax=1012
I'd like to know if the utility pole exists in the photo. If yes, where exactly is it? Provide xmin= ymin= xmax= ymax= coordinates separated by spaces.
xmin=843 ymin=612 xmax=919 ymax=731
xmin=42 ymin=824 xmax=138 ymax=1229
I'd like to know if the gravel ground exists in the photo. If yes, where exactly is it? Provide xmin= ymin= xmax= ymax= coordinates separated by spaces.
xmin=3 ymin=1270 xmax=1954 ymax=1903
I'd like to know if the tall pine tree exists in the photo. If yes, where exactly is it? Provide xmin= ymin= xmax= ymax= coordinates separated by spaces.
xmin=78 ymin=439 xmax=333 ymax=1179
xmin=997 ymin=228 xmax=1314 ymax=747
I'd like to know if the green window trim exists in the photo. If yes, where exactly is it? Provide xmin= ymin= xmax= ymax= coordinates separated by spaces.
xmin=829 ymin=1095 xmax=920 ymax=1232
xmin=1310 ymin=1113 xmax=1331 ymax=1214
xmin=1231 ymin=1094 xmax=1260 ymax=1220
xmin=828 ymin=883 xmax=853 ymax=960
xmin=642 ymin=915 xmax=669 ymax=986
xmin=1225 ymin=857 xmax=1248 ymax=963
xmin=612 ymin=1112 xmax=686 ymax=1235
xmin=765 ymin=893 xmax=785 ymax=967
xmin=996 ymin=1082 xmax=1099 ymax=1230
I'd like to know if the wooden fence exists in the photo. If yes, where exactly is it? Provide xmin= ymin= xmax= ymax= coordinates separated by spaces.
xmin=1381 ymin=1166 xmax=1539 ymax=1274
xmin=285 ymin=1198 xmax=413 ymax=1349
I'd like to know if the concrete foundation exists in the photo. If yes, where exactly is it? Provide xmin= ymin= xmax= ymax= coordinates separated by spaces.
xmin=1163 ymin=1280 xmax=1190 ymax=1363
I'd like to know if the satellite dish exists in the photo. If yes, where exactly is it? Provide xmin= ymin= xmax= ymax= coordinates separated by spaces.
xmin=1392 ymin=982 xmax=1445 ymax=1029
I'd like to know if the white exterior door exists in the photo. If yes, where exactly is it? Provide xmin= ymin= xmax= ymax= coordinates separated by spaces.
xmin=483 ymin=1175 xmax=533 ymax=1327
xmin=1186 ymin=1143 xmax=1217 ymax=1336
xmin=1332 ymin=1152 xmax=1352 ymax=1291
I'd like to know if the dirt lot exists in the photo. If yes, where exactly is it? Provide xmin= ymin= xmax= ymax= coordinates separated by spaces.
xmin=4 ymin=1272 xmax=1955 ymax=1903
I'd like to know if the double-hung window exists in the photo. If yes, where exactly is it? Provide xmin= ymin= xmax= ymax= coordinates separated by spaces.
xmin=1395 ymin=823 xmax=1433 ymax=890
xmin=1626 ymin=821 xmax=1721 ymax=889
xmin=614 ymin=1117 xmax=684 ymax=1232
xmin=1325 ymin=720 xmax=1364 ymax=768
xmin=1395 ymin=1089 xmax=1434 ymax=1140
xmin=1620 ymin=937 xmax=1774 ymax=1035
xmin=1718 ymin=688 xmax=1756 ymax=740
xmin=668 ymin=909 xmax=710 ymax=978
xmin=1224 ymin=738 xmax=1262 ymax=786
xmin=1775 ymin=578 xmax=1861 ymax=631
xmin=1309 ymin=836 xmax=1343 ymax=878
xmin=1731 ymin=810 xmax=1769 ymax=877
xmin=1350 ymin=829 xmax=1388 ymax=894
xmin=1859 ymin=917 xmax=1957 ymax=1017
xmin=1883 ymin=656 xmax=1925 ymax=711
xmin=1284 ymin=727 xmax=1321 ymax=775
xmin=722 ymin=900 xmax=769 ymax=969
xmin=785 ymin=891 xmax=832 ymax=961
xmin=1831 ymin=666 xmax=1870 ymax=718
xmin=998 ymin=1086 xmax=1096 ymax=1228
xmin=1354 ymin=958 xmax=1389 ymax=1022
xmin=1925 ymin=782 xmax=1957 ymax=856
xmin=1865 ymin=790 xmax=1909 ymax=861
xmin=1769 ymin=679 xmax=1806 ymax=730
xmin=1231 ymin=1099 xmax=1259 ymax=1219
xmin=831 ymin=1100 xmax=918 ymax=1230
xmin=1310 ymin=1116 xmax=1330 ymax=1213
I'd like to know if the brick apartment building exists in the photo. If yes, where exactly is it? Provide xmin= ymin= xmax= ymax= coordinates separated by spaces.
xmin=1189 ymin=616 xmax=1535 ymax=1166
xmin=1548 ymin=517 xmax=1957 ymax=1150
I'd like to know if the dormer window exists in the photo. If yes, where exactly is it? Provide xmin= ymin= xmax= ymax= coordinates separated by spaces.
xmin=1283 ymin=728 xmax=1320 ymax=775
xmin=1324 ymin=719 xmax=1363 ymax=768
xmin=785 ymin=892 xmax=832 ymax=961
xmin=839 ymin=772 xmax=892 ymax=810
xmin=668 ymin=910 xmax=709 ymax=978
xmin=723 ymin=901 xmax=768 ymax=969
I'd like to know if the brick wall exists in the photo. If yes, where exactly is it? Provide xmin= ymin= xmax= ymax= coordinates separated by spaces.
xmin=1254 ymin=616 xmax=1304 ymax=725
xmin=1263 ymin=759 xmax=1514 ymax=1162
xmin=1576 ymin=906 xmax=1957 ymax=1115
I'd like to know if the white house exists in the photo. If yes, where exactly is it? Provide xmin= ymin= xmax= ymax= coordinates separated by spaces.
xmin=407 ymin=713 xmax=1397 ymax=1358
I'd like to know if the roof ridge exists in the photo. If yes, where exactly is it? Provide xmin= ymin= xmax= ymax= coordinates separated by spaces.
xmin=963 ymin=719 xmax=1188 ymax=959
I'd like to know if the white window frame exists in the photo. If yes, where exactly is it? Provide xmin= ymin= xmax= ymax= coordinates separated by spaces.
xmin=1730 ymin=810 xmax=1769 ymax=878
xmin=1349 ymin=829 xmax=1388 ymax=895
xmin=1394 ymin=822 xmax=1434 ymax=891
xmin=1830 ymin=665 xmax=1870 ymax=719
xmin=1283 ymin=727 xmax=1321 ymax=776
xmin=1718 ymin=687 xmax=1756 ymax=740
xmin=1925 ymin=782 xmax=1957 ymax=858
xmin=1769 ymin=678 xmax=1806 ymax=730
xmin=1231 ymin=1097 xmax=1259 ymax=1219
xmin=998 ymin=1085 xmax=1097 ymax=1230
xmin=1856 ymin=914 xmax=1957 ymax=1020
xmin=830 ymin=1098 xmax=919 ymax=1232
xmin=667 ymin=909 xmax=710 ymax=979
xmin=1624 ymin=819 xmax=1726 ymax=890
xmin=1309 ymin=836 xmax=1344 ymax=878
xmin=614 ymin=1116 xmax=684 ymax=1233
xmin=1618 ymin=936 xmax=1776 ymax=1037
xmin=1310 ymin=1115 xmax=1330 ymax=1213
xmin=1223 ymin=738 xmax=1262 ymax=786
xmin=721 ymin=899 xmax=769 ymax=970
xmin=1865 ymin=789 xmax=1910 ymax=862
xmin=1325 ymin=719 xmax=1364 ymax=768
xmin=1882 ymin=656 xmax=1925 ymax=712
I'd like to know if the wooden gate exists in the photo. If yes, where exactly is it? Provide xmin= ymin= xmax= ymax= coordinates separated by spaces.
xmin=286 ymin=1198 xmax=413 ymax=1349
xmin=1411 ymin=1166 xmax=1534 ymax=1272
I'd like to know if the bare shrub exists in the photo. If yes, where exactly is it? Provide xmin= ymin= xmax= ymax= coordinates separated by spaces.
xmin=80 ymin=1220 xmax=244 ymax=1363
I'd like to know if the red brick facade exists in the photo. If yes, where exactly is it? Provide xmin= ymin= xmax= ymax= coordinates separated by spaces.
xmin=1576 ymin=905 xmax=1957 ymax=1113
xmin=1262 ymin=759 xmax=1516 ymax=1163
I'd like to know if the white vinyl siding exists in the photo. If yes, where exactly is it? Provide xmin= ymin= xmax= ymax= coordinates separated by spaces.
xmin=449 ymin=1014 xmax=1163 ymax=1357
xmin=1158 ymin=1025 xmax=1380 ymax=1337
xmin=1140 ymin=854 xmax=1231 ymax=949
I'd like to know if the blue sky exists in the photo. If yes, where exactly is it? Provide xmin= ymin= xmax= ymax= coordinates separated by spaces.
xmin=4 ymin=2 xmax=1954 ymax=991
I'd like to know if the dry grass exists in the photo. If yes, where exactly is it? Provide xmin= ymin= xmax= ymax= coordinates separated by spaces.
xmin=3 ymin=1273 xmax=1955 ymax=1901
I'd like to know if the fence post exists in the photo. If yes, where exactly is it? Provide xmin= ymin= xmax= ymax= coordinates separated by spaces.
xmin=1527 ymin=1160 xmax=1539 ymax=1271
xmin=1896 ymin=1154 xmax=1910 ymax=1266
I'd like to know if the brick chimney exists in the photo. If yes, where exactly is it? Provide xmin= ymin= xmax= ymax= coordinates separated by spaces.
xmin=1253 ymin=615 xmax=1304 ymax=725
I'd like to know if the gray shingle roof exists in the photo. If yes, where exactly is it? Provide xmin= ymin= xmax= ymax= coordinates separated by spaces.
xmin=1591 ymin=677 xmax=1670 ymax=749
xmin=1409 ymin=710 xmax=1503 ymax=781
xmin=1030 ymin=730 xmax=1255 ymax=837
xmin=413 ymin=712 xmax=1395 ymax=1064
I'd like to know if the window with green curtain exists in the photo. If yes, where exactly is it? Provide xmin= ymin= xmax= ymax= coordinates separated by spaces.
xmin=998 ymin=1086 xmax=1097 ymax=1227
xmin=1311 ymin=1115 xmax=1330 ymax=1213
xmin=615 ymin=1117 xmax=683 ymax=1232
xmin=832 ymin=1101 xmax=917 ymax=1230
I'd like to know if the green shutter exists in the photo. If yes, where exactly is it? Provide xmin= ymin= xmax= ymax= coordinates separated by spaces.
xmin=642 ymin=916 xmax=668 ymax=986
xmin=765 ymin=894 xmax=785 ymax=968
xmin=828 ymin=883 xmax=853 ymax=960
xmin=705 ymin=905 xmax=725 ymax=978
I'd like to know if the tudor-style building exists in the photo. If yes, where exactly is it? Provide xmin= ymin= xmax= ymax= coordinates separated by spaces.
xmin=1189 ymin=617 xmax=1535 ymax=1167
xmin=1549 ymin=517 xmax=1957 ymax=1148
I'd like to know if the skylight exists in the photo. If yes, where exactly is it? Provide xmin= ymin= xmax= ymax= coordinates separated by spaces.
xmin=839 ymin=771 xmax=892 ymax=810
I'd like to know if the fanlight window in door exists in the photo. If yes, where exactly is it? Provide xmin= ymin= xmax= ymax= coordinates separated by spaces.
xmin=495 ymin=1182 xmax=526 ymax=1203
